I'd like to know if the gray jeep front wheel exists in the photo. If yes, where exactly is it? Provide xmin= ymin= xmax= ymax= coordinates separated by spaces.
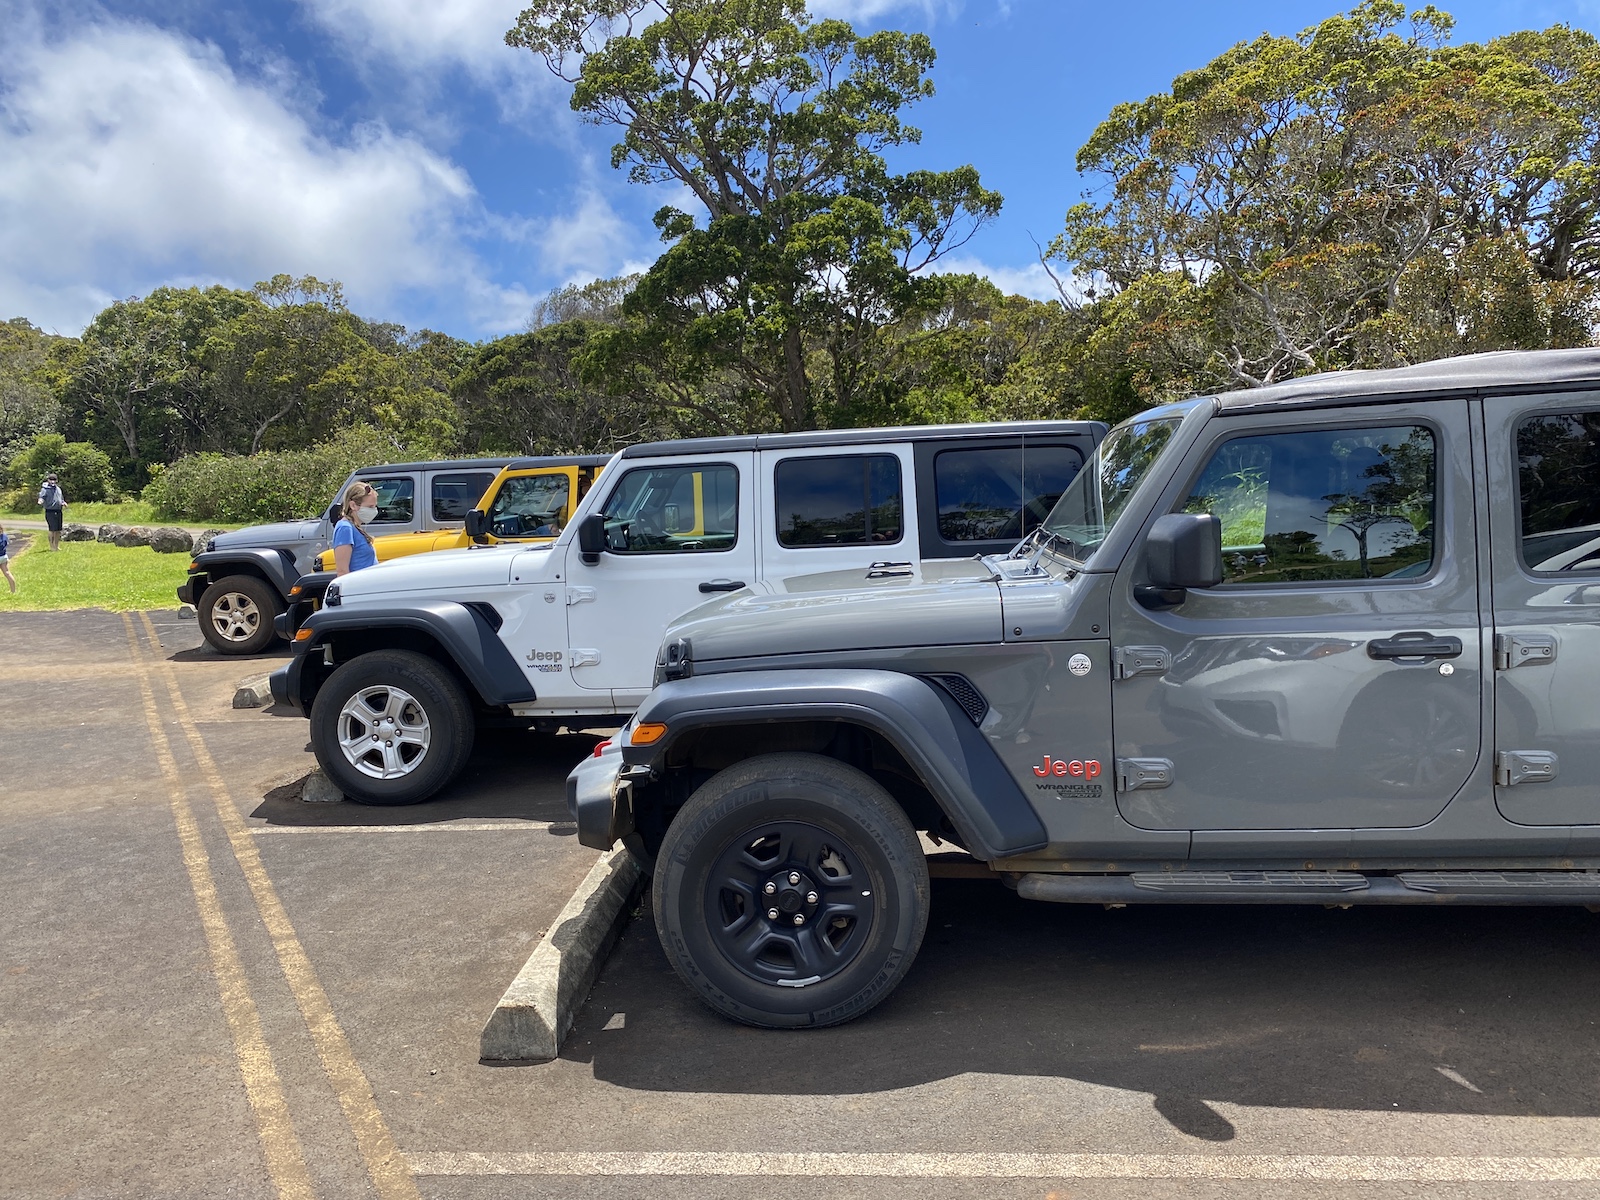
xmin=653 ymin=752 xmax=929 ymax=1029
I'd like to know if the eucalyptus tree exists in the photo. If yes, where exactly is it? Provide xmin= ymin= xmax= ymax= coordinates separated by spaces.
xmin=507 ymin=0 xmax=1002 ymax=430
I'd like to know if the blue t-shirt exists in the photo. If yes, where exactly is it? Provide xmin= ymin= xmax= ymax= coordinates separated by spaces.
xmin=332 ymin=519 xmax=378 ymax=572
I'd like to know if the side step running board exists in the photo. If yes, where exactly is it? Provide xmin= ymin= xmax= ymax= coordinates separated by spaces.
xmin=1016 ymin=870 xmax=1600 ymax=907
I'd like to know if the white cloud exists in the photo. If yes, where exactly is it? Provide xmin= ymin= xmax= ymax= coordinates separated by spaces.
xmin=0 ymin=15 xmax=534 ymax=333
xmin=299 ymin=0 xmax=525 ymax=72
xmin=932 ymin=255 xmax=1070 ymax=302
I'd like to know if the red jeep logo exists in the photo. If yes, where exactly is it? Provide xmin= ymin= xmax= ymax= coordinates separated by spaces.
xmin=1033 ymin=755 xmax=1102 ymax=779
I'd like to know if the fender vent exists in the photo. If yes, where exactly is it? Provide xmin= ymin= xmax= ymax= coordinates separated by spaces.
xmin=465 ymin=601 xmax=503 ymax=633
xmin=926 ymin=674 xmax=988 ymax=725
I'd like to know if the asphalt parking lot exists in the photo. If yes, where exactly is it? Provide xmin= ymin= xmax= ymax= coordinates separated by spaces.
xmin=5 ymin=609 xmax=1600 ymax=1199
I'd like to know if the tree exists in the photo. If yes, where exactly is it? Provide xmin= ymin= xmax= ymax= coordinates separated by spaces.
xmin=507 ymin=0 xmax=1002 ymax=431
xmin=1049 ymin=2 xmax=1600 ymax=396
xmin=0 ymin=318 xmax=67 ymax=462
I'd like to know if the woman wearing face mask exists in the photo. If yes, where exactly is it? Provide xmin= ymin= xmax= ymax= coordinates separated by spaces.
xmin=331 ymin=481 xmax=380 ymax=575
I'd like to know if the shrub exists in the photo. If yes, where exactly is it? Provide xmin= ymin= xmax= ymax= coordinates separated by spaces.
xmin=7 ymin=433 xmax=115 ymax=503
xmin=143 ymin=426 xmax=406 ymax=524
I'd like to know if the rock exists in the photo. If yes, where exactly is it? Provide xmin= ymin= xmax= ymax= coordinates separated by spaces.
xmin=62 ymin=524 xmax=96 ymax=542
xmin=194 ymin=529 xmax=228 ymax=554
xmin=149 ymin=526 xmax=194 ymax=554
xmin=177 ymin=604 xmax=196 ymax=619
xmin=232 ymin=672 xmax=273 ymax=709
xmin=96 ymin=524 xmax=128 ymax=544
xmin=113 ymin=526 xmax=153 ymax=548
xmin=300 ymin=770 xmax=344 ymax=804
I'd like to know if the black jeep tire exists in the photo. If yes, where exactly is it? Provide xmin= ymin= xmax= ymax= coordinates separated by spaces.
xmin=198 ymin=574 xmax=282 ymax=655
xmin=309 ymin=650 xmax=475 ymax=806
xmin=652 ymin=752 xmax=929 ymax=1029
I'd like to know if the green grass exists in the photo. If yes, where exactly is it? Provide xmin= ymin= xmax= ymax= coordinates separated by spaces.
xmin=0 ymin=536 xmax=191 ymax=612
xmin=0 ymin=499 xmax=246 ymax=529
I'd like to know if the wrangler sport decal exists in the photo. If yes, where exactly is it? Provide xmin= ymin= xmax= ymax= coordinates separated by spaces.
xmin=1031 ymin=755 xmax=1104 ymax=799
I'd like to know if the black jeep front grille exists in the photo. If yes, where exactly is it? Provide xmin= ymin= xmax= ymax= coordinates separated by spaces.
xmin=926 ymin=673 xmax=988 ymax=725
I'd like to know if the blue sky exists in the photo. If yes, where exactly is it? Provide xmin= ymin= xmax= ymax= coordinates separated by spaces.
xmin=3 ymin=0 xmax=1597 ymax=340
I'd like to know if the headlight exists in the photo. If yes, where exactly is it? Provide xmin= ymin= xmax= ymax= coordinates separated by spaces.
xmin=324 ymin=582 xmax=341 ymax=607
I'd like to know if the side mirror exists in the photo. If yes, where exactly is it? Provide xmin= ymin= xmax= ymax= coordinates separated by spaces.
xmin=327 ymin=504 xmax=341 ymax=523
xmin=464 ymin=509 xmax=488 ymax=542
xmin=578 ymin=513 xmax=607 ymax=565
xmin=1138 ymin=512 xmax=1222 ymax=608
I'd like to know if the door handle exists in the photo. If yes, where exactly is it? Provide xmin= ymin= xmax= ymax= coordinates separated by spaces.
xmin=1367 ymin=631 xmax=1463 ymax=661
xmin=698 ymin=579 xmax=746 ymax=593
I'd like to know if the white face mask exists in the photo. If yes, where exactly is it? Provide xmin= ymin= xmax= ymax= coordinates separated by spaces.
xmin=356 ymin=505 xmax=378 ymax=524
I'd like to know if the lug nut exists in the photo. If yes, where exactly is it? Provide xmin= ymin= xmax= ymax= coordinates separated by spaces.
xmin=806 ymin=891 xmax=818 ymax=904
xmin=793 ymin=914 xmax=805 ymax=926
xmin=788 ymin=872 xmax=801 ymax=885
xmin=763 ymin=882 xmax=776 ymax=895
xmin=767 ymin=908 xmax=779 ymax=920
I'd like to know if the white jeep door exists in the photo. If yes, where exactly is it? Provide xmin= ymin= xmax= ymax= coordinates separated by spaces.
xmin=563 ymin=454 xmax=756 ymax=708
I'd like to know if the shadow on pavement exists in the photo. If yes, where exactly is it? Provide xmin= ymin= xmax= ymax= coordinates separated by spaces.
xmin=247 ymin=726 xmax=606 ymax=827
xmin=561 ymin=879 xmax=1600 ymax=1131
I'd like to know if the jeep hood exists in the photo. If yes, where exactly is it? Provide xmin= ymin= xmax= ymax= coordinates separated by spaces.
xmin=211 ymin=520 xmax=323 ymax=549
xmin=664 ymin=564 xmax=1002 ymax=662
xmin=337 ymin=543 xmax=543 ymax=596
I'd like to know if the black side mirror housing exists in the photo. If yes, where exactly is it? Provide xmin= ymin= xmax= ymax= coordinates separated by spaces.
xmin=1138 ymin=512 xmax=1223 ymax=608
xmin=464 ymin=509 xmax=488 ymax=542
xmin=578 ymin=513 xmax=607 ymax=565
xmin=327 ymin=504 xmax=341 ymax=523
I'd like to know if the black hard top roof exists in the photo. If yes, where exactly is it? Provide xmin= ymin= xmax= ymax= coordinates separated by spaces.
xmin=354 ymin=456 xmax=515 ymax=473
xmin=506 ymin=454 xmax=613 ymax=470
xmin=619 ymin=419 xmax=1105 ymax=459
xmin=1216 ymin=348 xmax=1600 ymax=413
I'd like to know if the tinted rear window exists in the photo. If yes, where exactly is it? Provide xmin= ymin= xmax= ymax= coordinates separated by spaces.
xmin=431 ymin=472 xmax=496 ymax=521
xmin=934 ymin=445 xmax=1083 ymax=543
xmin=774 ymin=456 xmax=902 ymax=548
xmin=1517 ymin=410 xmax=1600 ymax=572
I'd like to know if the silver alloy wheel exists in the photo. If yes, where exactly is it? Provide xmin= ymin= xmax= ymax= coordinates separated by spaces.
xmin=336 ymin=685 xmax=432 ymax=779
xmin=210 ymin=592 xmax=262 ymax=642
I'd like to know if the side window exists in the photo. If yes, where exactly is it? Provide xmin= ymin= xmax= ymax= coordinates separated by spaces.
xmin=1517 ymin=411 xmax=1600 ymax=573
xmin=487 ymin=474 xmax=573 ymax=538
xmin=365 ymin=476 xmax=415 ymax=526
xmin=431 ymin=472 xmax=496 ymax=522
xmin=774 ymin=455 xmax=902 ymax=548
xmin=934 ymin=445 xmax=1082 ymax=543
xmin=599 ymin=463 xmax=739 ymax=554
xmin=1181 ymin=425 xmax=1436 ymax=584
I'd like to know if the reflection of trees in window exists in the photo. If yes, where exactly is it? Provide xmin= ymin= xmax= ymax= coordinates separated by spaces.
xmin=1322 ymin=429 xmax=1435 ymax=579
xmin=1519 ymin=412 xmax=1600 ymax=537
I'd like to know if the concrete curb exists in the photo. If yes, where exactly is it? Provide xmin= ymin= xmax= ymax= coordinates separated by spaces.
xmin=232 ymin=672 xmax=274 ymax=708
xmin=480 ymin=846 xmax=644 ymax=1063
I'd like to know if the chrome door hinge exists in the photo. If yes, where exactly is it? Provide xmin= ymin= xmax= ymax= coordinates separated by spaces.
xmin=1494 ymin=632 xmax=1556 ymax=670
xmin=1113 ymin=646 xmax=1172 ymax=680
xmin=1116 ymin=757 xmax=1174 ymax=792
xmin=566 ymin=587 xmax=596 ymax=606
xmin=1495 ymin=750 xmax=1559 ymax=787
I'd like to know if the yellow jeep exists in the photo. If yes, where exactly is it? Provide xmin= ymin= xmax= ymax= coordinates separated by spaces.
xmin=315 ymin=455 xmax=610 ymax=571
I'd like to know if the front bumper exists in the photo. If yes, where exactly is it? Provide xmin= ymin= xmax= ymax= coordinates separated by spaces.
xmin=269 ymin=657 xmax=307 ymax=716
xmin=176 ymin=574 xmax=203 ymax=607
xmin=566 ymin=737 xmax=636 ymax=851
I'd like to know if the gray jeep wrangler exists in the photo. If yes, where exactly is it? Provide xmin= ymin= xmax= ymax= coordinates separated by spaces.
xmin=570 ymin=347 xmax=1600 ymax=1029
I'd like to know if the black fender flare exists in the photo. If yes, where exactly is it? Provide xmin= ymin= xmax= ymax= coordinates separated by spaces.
xmin=289 ymin=601 xmax=535 ymax=710
xmin=191 ymin=548 xmax=299 ymax=602
xmin=623 ymin=669 xmax=1048 ymax=860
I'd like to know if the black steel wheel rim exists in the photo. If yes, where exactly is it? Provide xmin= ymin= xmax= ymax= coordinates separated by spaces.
xmin=703 ymin=819 xmax=876 ymax=988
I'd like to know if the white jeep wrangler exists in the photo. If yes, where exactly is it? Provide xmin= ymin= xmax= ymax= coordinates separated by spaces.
xmin=270 ymin=420 xmax=1104 ymax=803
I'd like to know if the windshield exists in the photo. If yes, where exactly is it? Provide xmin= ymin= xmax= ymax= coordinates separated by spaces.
xmin=1040 ymin=416 xmax=1182 ymax=561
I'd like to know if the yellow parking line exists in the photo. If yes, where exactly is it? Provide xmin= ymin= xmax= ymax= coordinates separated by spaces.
xmin=120 ymin=615 xmax=314 ymax=1200
xmin=136 ymin=614 xmax=420 ymax=1200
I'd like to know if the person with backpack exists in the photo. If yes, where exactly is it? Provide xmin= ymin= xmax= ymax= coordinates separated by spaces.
xmin=37 ymin=473 xmax=66 ymax=551
xmin=331 ymin=481 xmax=379 ymax=575
xmin=0 ymin=524 xmax=16 ymax=592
